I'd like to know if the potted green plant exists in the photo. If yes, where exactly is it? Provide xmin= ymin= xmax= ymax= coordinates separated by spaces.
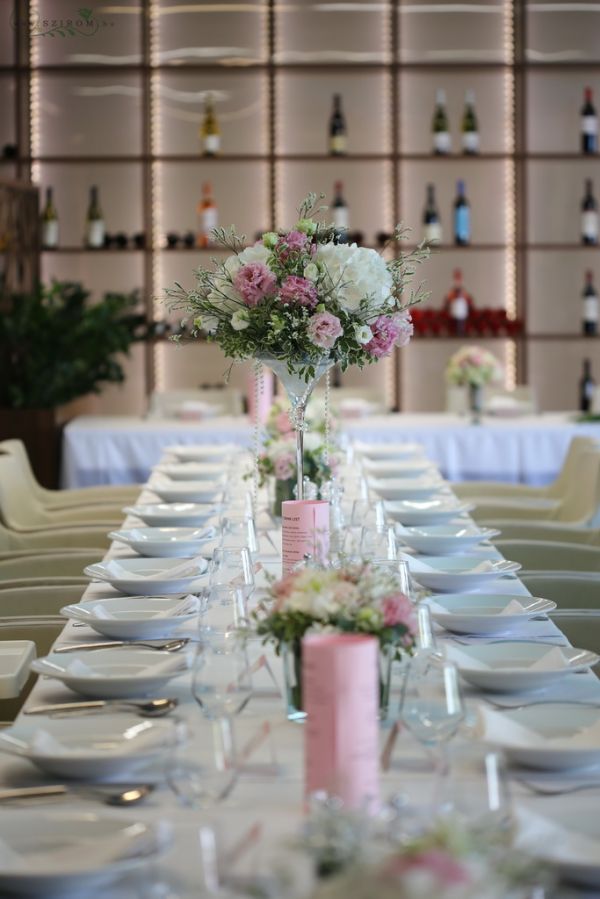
xmin=0 ymin=280 xmax=147 ymax=487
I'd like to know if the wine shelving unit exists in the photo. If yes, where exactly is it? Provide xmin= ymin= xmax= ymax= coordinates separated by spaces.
xmin=2 ymin=0 xmax=600 ymax=413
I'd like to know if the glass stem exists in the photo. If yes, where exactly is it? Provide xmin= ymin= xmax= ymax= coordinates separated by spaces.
xmin=295 ymin=399 xmax=306 ymax=501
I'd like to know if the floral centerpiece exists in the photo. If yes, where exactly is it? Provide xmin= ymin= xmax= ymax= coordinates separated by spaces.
xmin=445 ymin=346 xmax=503 ymax=422
xmin=166 ymin=193 xmax=428 ymax=498
xmin=253 ymin=562 xmax=416 ymax=720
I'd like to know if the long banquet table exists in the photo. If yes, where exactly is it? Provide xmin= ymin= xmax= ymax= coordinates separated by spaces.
xmin=61 ymin=412 xmax=600 ymax=489
xmin=9 ymin=445 xmax=600 ymax=897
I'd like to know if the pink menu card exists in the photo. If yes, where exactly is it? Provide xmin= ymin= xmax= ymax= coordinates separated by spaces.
xmin=282 ymin=500 xmax=329 ymax=575
xmin=303 ymin=634 xmax=380 ymax=812
xmin=247 ymin=367 xmax=274 ymax=425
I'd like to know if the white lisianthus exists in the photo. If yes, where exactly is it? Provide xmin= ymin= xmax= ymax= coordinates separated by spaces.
xmin=303 ymin=262 xmax=319 ymax=282
xmin=231 ymin=309 xmax=250 ymax=331
xmin=316 ymin=243 xmax=393 ymax=313
xmin=195 ymin=314 xmax=218 ymax=334
xmin=354 ymin=324 xmax=373 ymax=344
xmin=237 ymin=243 xmax=272 ymax=266
xmin=207 ymin=273 xmax=243 ymax=313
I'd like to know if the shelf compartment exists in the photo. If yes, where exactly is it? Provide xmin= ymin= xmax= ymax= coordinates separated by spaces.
xmin=398 ymin=1 xmax=509 ymax=65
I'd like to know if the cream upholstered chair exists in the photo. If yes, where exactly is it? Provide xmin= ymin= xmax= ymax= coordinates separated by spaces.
xmin=0 ymin=551 xmax=99 ymax=583
xmin=472 ymin=449 xmax=600 ymax=525
xmin=495 ymin=539 xmax=600 ymax=573
xmin=454 ymin=436 xmax=598 ymax=500
xmin=0 ymin=584 xmax=84 ymax=617
xmin=550 ymin=613 xmax=600 ymax=657
xmin=521 ymin=573 xmax=600 ymax=608
xmin=0 ymin=439 xmax=140 ymax=507
xmin=148 ymin=388 xmax=243 ymax=418
xmin=0 ymin=519 xmax=109 ymax=552
xmin=0 ymin=618 xmax=64 ymax=723
xmin=480 ymin=521 xmax=600 ymax=545
xmin=0 ymin=454 xmax=122 ymax=531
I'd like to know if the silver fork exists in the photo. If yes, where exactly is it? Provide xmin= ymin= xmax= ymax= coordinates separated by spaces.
xmin=513 ymin=776 xmax=600 ymax=796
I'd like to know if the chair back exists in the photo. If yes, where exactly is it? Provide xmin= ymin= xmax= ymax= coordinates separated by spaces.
xmin=0 ymin=551 xmax=99 ymax=582
xmin=521 ymin=572 xmax=600 ymax=608
xmin=555 ymin=449 xmax=600 ymax=522
xmin=0 ymin=453 xmax=51 ymax=528
xmin=148 ymin=388 xmax=243 ymax=418
xmin=0 ymin=584 xmax=83 ymax=616
xmin=547 ymin=436 xmax=600 ymax=499
xmin=496 ymin=539 xmax=600 ymax=573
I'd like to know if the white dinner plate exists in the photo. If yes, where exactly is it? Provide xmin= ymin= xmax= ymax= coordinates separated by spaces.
xmin=123 ymin=502 xmax=220 ymax=527
xmin=0 ymin=811 xmax=171 ymax=895
xmin=386 ymin=500 xmax=475 ymax=526
xmin=516 ymin=803 xmax=600 ymax=888
xmin=477 ymin=702 xmax=600 ymax=770
xmin=426 ymin=593 xmax=556 ymax=635
xmin=150 ymin=479 xmax=225 ymax=504
xmin=368 ymin=477 xmax=444 ymax=501
xmin=31 ymin=647 xmax=191 ymax=699
xmin=84 ymin=557 xmax=209 ymax=595
xmin=166 ymin=444 xmax=237 ymax=462
xmin=109 ymin=526 xmax=217 ymax=558
xmin=403 ymin=554 xmax=521 ymax=592
xmin=396 ymin=524 xmax=500 ymax=555
xmin=155 ymin=462 xmax=225 ymax=481
xmin=354 ymin=442 xmax=425 ymax=460
xmin=446 ymin=642 xmax=597 ymax=692
xmin=0 ymin=714 xmax=185 ymax=779
xmin=361 ymin=458 xmax=434 ymax=478
xmin=61 ymin=595 xmax=201 ymax=640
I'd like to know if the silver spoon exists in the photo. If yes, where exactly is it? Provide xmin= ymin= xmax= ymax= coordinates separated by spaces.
xmin=24 ymin=697 xmax=179 ymax=717
xmin=0 ymin=783 xmax=155 ymax=806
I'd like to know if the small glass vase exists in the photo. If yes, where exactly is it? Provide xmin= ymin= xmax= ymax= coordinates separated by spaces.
xmin=281 ymin=639 xmax=395 ymax=724
xmin=468 ymin=383 xmax=484 ymax=424
xmin=272 ymin=477 xmax=296 ymax=519
xmin=256 ymin=355 xmax=335 ymax=501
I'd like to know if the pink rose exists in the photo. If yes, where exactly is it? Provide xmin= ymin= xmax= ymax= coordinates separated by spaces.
xmin=382 ymin=592 xmax=416 ymax=631
xmin=275 ymin=230 xmax=309 ymax=261
xmin=392 ymin=310 xmax=414 ymax=348
xmin=307 ymin=311 xmax=343 ymax=350
xmin=274 ymin=453 xmax=295 ymax=481
xmin=383 ymin=851 xmax=472 ymax=887
xmin=279 ymin=275 xmax=318 ymax=309
xmin=364 ymin=315 xmax=400 ymax=358
xmin=275 ymin=411 xmax=293 ymax=435
xmin=233 ymin=262 xmax=277 ymax=307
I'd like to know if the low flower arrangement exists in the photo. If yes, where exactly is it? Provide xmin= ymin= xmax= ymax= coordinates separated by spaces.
xmin=255 ymin=434 xmax=335 ymax=490
xmin=265 ymin=396 xmax=335 ymax=441
xmin=445 ymin=346 xmax=503 ymax=388
xmin=165 ymin=193 xmax=428 ymax=378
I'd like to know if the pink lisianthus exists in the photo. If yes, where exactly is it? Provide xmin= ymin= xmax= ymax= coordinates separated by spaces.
xmin=275 ymin=230 xmax=310 ymax=262
xmin=383 ymin=851 xmax=472 ymax=888
xmin=392 ymin=310 xmax=414 ymax=348
xmin=279 ymin=275 xmax=318 ymax=309
xmin=233 ymin=262 xmax=277 ymax=307
xmin=307 ymin=311 xmax=343 ymax=350
xmin=274 ymin=453 xmax=295 ymax=481
xmin=275 ymin=411 xmax=294 ymax=435
xmin=364 ymin=315 xmax=400 ymax=358
xmin=381 ymin=592 xmax=416 ymax=631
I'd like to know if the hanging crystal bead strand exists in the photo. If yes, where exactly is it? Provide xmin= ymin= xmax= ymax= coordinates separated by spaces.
xmin=251 ymin=359 xmax=262 ymax=516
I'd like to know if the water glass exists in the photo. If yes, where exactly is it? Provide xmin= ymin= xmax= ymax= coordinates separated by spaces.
xmin=360 ymin=525 xmax=397 ymax=562
xmin=400 ymin=657 xmax=464 ymax=761
xmin=167 ymin=717 xmax=238 ymax=810
xmin=415 ymin=604 xmax=439 ymax=656
xmin=209 ymin=546 xmax=255 ymax=597
xmin=220 ymin=516 xmax=258 ymax=554
xmin=370 ymin=558 xmax=412 ymax=600
xmin=200 ymin=585 xmax=248 ymax=637
xmin=192 ymin=631 xmax=254 ymax=721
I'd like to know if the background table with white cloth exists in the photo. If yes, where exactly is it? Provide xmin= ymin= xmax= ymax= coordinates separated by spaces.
xmin=61 ymin=412 xmax=600 ymax=488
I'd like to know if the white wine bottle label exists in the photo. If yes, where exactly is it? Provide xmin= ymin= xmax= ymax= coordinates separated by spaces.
xmin=424 ymin=222 xmax=442 ymax=243
xmin=330 ymin=135 xmax=347 ymax=154
xmin=203 ymin=134 xmax=220 ymax=154
xmin=86 ymin=220 xmax=105 ymax=248
xmin=433 ymin=131 xmax=451 ymax=153
xmin=462 ymin=131 xmax=480 ymax=153
xmin=582 ymin=211 xmax=599 ymax=240
xmin=584 ymin=296 xmax=599 ymax=322
xmin=450 ymin=295 xmax=469 ymax=320
xmin=42 ymin=221 xmax=59 ymax=248
xmin=333 ymin=207 xmax=349 ymax=230
xmin=201 ymin=207 xmax=218 ymax=235
xmin=582 ymin=115 xmax=598 ymax=136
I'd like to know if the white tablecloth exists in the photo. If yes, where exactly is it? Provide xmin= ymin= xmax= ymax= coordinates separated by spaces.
xmin=61 ymin=412 xmax=600 ymax=488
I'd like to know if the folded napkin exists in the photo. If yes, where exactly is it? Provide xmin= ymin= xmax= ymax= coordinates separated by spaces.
xmin=129 ymin=526 xmax=215 ymax=542
xmin=399 ymin=553 xmax=496 ymax=575
xmin=516 ymin=807 xmax=600 ymax=867
xmin=29 ymin=725 xmax=166 ymax=757
xmin=449 ymin=645 xmax=569 ymax=673
xmin=90 ymin=596 xmax=199 ymax=620
xmin=478 ymin=705 xmax=600 ymax=749
xmin=429 ymin=598 xmax=525 ymax=618
xmin=62 ymin=655 xmax=187 ymax=679
xmin=99 ymin=556 xmax=206 ymax=582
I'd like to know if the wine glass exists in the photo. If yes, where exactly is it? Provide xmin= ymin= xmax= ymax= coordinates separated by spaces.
xmin=192 ymin=630 xmax=254 ymax=721
xmin=200 ymin=585 xmax=248 ymax=638
xmin=360 ymin=525 xmax=397 ymax=562
xmin=220 ymin=516 xmax=258 ymax=554
xmin=209 ymin=546 xmax=255 ymax=597
xmin=370 ymin=558 xmax=412 ymax=599
xmin=400 ymin=657 xmax=465 ymax=776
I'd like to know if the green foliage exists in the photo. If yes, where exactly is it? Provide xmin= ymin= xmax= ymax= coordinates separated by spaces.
xmin=0 ymin=280 xmax=147 ymax=409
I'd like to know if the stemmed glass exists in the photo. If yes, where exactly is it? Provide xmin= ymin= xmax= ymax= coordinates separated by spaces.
xmin=360 ymin=525 xmax=397 ymax=562
xmin=200 ymin=585 xmax=248 ymax=638
xmin=220 ymin=516 xmax=258 ymax=554
xmin=209 ymin=546 xmax=255 ymax=598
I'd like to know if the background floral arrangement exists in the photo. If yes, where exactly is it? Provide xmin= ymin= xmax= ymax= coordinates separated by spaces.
xmin=166 ymin=193 xmax=429 ymax=378
xmin=254 ymin=433 xmax=336 ymax=490
xmin=254 ymin=562 xmax=416 ymax=656
xmin=265 ymin=396 xmax=335 ymax=441
xmin=445 ymin=346 xmax=503 ymax=388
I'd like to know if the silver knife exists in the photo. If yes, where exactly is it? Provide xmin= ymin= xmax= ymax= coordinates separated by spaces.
xmin=24 ymin=697 xmax=178 ymax=715
xmin=53 ymin=638 xmax=189 ymax=653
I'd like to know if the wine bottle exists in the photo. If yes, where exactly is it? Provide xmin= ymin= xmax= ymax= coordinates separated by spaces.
xmin=197 ymin=181 xmax=218 ymax=248
xmin=453 ymin=179 xmax=471 ymax=246
xmin=582 ymin=270 xmax=599 ymax=336
xmin=332 ymin=180 xmax=349 ymax=240
xmin=579 ymin=358 xmax=596 ymax=412
xmin=581 ymin=178 xmax=599 ymax=245
xmin=462 ymin=89 xmax=479 ymax=155
xmin=41 ymin=186 xmax=59 ymax=249
xmin=581 ymin=87 xmax=598 ymax=155
xmin=443 ymin=268 xmax=473 ymax=336
xmin=423 ymin=183 xmax=442 ymax=243
xmin=432 ymin=88 xmax=451 ymax=156
xmin=200 ymin=93 xmax=220 ymax=157
xmin=328 ymin=94 xmax=347 ymax=156
xmin=85 ymin=185 xmax=105 ymax=249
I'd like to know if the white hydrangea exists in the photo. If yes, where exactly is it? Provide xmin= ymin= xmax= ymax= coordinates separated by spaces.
xmin=315 ymin=243 xmax=393 ymax=313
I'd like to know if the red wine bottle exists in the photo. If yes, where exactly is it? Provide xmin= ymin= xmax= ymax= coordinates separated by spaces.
xmin=581 ymin=87 xmax=598 ymax=155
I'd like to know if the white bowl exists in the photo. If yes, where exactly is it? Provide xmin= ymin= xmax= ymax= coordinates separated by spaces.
xmin=155 ymin=463 xmax=225 ymax=481
xmin=0 ymin=811 xmax=172 ymax=896
xmin=0 ymin=714 xmax=185 ymax=779
xmin=109 ymin=526 xmax=217 ymax=558
xmin=397 ymin=524 xmax=500 ymax=555
xmin=354 ymin=442 xmax=424 ymax=460
xmin=61 ymin=595 xmax=201 ymax=640
xmin=123 ymin=502 xmax=220 ymax=527
xmin=166 ymin=444 xmax=237 ymax=462
xmin=426 ymin=593 xmax=555 ymax=635
xmin=478 ymin=702 xmax=600 ymax=770
xmin=516 ymin=803 xmax=600 ymax=888
xmin=362 ymin=459 xmax=434 ymax=478
xmin=150 ymin=479 xmax=225 ymax=504
xmin=387 ymin=500 xmax=475 ymax=526
xmin=369 ymin=478 xmax=444 ymax=501
xmin=404 ymin=554 xmax=521 ymax=592
xmin=446 ymin=642 xmax=597 ymax=692
xmin=84 ymin=557 xmax=209 ymax=595
xmin=31 ymin=647 xmax=191 ymax=699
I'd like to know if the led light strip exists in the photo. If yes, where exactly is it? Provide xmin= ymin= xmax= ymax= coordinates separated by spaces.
xmin=29 ymin=0 xmax=40 ymax=185
xmin=149 ymin=0 xmax=165 ymax=390
xmin=503 ymin=0 xmax=516 ymax=390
